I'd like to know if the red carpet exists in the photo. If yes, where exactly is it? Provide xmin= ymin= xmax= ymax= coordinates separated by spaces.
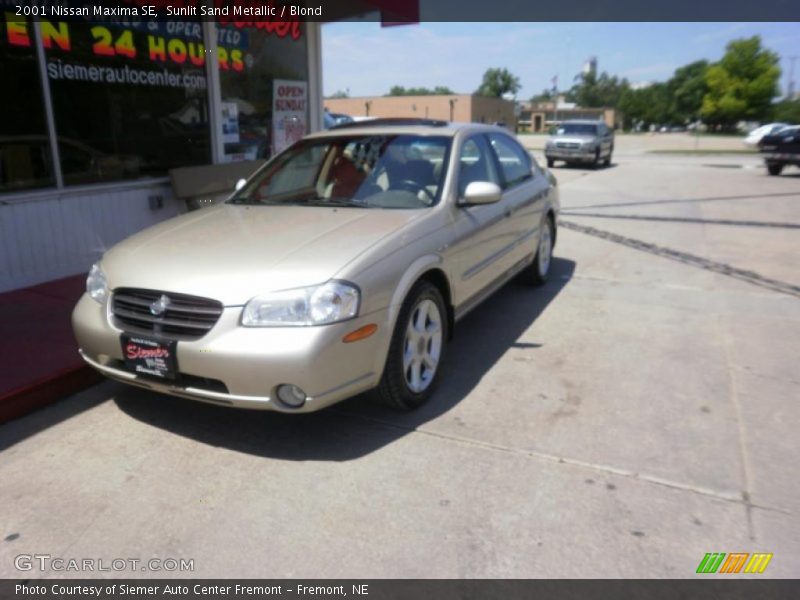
xmin=0 ymin=275 xmax=102 ymax=423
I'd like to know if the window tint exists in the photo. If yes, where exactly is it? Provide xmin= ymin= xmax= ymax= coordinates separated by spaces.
xmin=44 ymin=20 xmax=211 ymax=185
xmin=0 ymin=14 xmax=55 ymax=193
xmin=217 ymin=22 xmax=309 ymax=162
xmin=458 ymin=136 xmax=499 ymax=197
xmin=488 ymin=134 xmax=532 ymax=188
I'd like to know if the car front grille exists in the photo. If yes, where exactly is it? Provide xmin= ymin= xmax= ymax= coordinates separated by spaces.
xmin=556 ymin=142 xmax=581 ymax=149
xmin=112 ymin=288 xmax=223 ymax=340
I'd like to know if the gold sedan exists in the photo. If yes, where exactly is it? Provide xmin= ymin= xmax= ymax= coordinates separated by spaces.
xmin=72 ymin=120 xmax=559 ymax=412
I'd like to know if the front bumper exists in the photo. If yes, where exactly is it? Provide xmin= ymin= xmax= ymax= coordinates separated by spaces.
xmin=762 ymin=152 xmax=800 ymax=165
xmin=72 ymin=293 xmax=391 ymax=412
xmin=545 ymin=147 xmax=597 ymax=161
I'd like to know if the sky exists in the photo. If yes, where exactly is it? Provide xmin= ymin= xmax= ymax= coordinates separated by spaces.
xmin=321 ymin=22 xmax=800 ymax=99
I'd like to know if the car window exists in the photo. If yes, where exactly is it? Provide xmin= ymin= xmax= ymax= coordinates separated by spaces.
xmin=458 ymin=135 xmax=500 ymax=197
xmin=487 ymin=133 xmax=532 ymax=189
xmin=230 ymin=134 xmax=451 ymax=209
xmin=557 ymin=123 xmax=599 ymax=136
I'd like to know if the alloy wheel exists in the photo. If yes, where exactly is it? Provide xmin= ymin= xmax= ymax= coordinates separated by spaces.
xmin=402 ymin=299 xmax=443 ymax=393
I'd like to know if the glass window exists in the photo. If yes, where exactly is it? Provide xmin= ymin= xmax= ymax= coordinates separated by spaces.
xmin=217 ymin=22 xmax=309 ymax=163
xmin=0 ymin=13 xmax=55 ymax=192
xmin=557 ymin=123 xmax=599 ymax=136
xmin=43 ymin=19 xmax=211 ymax=185
xmin=488 ymin=133 xmax=532 ymax=188
xmin=458 ymin=135 xmax=500 ymax=197
xmin=231 ymin=134 xmax=451 ymax=210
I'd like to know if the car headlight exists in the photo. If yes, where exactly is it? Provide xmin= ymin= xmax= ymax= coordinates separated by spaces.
xmin=582 ymin=141 xmax=597 ymax=149
xmin=241 ymin=281 xmax=360 ymax=327
xmin=86 ymin=263 xmax=108 ymax=304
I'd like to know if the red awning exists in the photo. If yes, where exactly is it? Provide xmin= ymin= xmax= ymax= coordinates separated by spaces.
xmin=364 ymin=0 xmax=420 ymax=24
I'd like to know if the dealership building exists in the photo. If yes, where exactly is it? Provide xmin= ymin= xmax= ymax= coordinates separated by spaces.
xmin=0 ymin=2 xmax=414 ymax=293
xmin=325 ymin=94 xmax=517 ymax=128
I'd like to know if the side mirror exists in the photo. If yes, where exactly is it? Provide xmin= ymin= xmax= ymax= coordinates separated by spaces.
xmin=460 ymin=181 xmax=502 ymax=206
xmin=234 ymin=178 xmax=247 ymax=192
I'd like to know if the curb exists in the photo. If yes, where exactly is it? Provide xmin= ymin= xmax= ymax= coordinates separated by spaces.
xmin=0 ymin=365 xmax=103 ymax=424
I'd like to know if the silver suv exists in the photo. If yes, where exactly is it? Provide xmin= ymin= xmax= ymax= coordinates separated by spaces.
xmin=545 ymin=120 xmax=614 ymax=169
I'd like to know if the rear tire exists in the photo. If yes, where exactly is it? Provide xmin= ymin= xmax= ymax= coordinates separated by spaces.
xmin=767 ymin=162 xmax=784 ymax=176
xmin=375 ymin=281 xmax=448 ymax=410
xmin=524 ymin=215 xmax=554 ymax=286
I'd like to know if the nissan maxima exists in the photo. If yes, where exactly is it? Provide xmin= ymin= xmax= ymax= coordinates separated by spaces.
xmin=72 ymin=120 xmax=560 ymax=412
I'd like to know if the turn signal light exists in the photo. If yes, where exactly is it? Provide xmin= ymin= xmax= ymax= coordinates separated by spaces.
xmin=342 ymin=324 xmax=378 ymax=343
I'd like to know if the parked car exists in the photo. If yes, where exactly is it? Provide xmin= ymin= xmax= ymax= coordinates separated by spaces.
xmin=323 ymin=110 xmax=355 ymax=129
xmin=544 ymin=120 xmax=614 ymax=168
xmin=72 ymin=119 xmax=560 ymax=413
xmin=330 ymin=112 xmax=355 ymax=126
xmin=745 ymin=122 xmax=788 ymax=147
xmin=758 ymin=125 xmax=800 ymax=176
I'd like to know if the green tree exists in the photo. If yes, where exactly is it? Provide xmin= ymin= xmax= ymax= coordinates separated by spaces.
xmin=386 ymin=85 xmax=455 ymax=96
xmin=569 ymin=71 xmax=629 ymax=108
xmin=618 ymin=84 xmax=671 ymax=129
xmin=771 ymin=99 xmax=800 ymax=124
xmin=476 ymin=68 xmax=521 ymax=98
xmin=530 ymin=89 xmax=555 ymax=103
xmin=701 ymin=36 xmax=781 ymax=130
xmin=326 ymin=90 xmax=349 ymax=99
xmin=667 ymin=60 xmax=708 ymax=123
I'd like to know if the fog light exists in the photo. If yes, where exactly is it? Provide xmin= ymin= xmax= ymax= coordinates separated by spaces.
xmin=276 ymin=384 xmax=307 ymax=408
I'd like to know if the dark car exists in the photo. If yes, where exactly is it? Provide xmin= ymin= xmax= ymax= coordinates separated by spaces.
xmin=759 ymin=125 xmax=800 ymax=176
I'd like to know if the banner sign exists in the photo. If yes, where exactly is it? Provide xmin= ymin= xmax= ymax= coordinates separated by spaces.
xmin=272 ymin=79 xmax=308 ymax=155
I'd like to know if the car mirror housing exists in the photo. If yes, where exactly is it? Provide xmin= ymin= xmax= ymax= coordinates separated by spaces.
xmin=460 ymin=181 xmax=502 ymax=206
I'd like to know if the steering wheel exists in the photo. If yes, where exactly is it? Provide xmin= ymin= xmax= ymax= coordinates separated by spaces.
xmin=396 ymin=179 xmax=435 ymax=204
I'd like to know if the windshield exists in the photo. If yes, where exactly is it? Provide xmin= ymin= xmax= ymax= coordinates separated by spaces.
xmin=229 ymin=134 xmax=451 ymax=209
xmin=556 ymin=123 xmax=599 ymax=136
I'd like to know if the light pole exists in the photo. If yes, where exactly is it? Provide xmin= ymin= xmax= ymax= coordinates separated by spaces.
xmin=787 ymin=56 xmax=798 ymax=99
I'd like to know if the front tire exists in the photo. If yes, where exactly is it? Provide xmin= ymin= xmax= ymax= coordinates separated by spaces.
xmin=547 ymin=158 xmax=555 ymax=168
xmin=592 ymin=148 xmax=601 ymax=169
xmin=767 ymin=162 xmax=784 ymax=176
xmin=375 ymin=281 xmax=447 ymax=410
xmin=524 ymin=215 xmax=554 ymax=286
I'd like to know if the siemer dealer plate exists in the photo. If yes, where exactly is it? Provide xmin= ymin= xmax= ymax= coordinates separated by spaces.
xmin=120 ymin=334 xmax=177 ymax=379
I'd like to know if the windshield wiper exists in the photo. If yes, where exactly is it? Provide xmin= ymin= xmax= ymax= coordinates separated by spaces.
xmin=229 ymin=196 xmax=371 ymax=208
xmin=304 ymin=197 xmax=372 ymax=208
xmin=228 ymin=197 xmax=282 ymax=206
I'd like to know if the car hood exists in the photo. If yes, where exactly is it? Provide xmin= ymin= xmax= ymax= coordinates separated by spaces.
xmin=101 ymin=203 xmax=425 ymax=305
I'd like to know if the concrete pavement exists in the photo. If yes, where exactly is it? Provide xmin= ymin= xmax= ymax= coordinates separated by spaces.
xmin=0 ymin=147 xmax=798 ymax=578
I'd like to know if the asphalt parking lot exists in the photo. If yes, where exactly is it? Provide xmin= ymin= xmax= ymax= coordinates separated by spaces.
xmin=1 ymin=138 xmax=798 ymax=578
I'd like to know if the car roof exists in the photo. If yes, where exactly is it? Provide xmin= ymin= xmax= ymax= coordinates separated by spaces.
xmin=559 ymin=119 xmax=603 ymax=125
xmin=306 ymin=119 xmax=507 ymax=140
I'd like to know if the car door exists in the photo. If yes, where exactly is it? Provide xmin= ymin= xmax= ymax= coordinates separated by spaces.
xmin=446 ymin=134 xmax=511 ymax=307
xmin=486 ymin=132 xmax=548 ymax=270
